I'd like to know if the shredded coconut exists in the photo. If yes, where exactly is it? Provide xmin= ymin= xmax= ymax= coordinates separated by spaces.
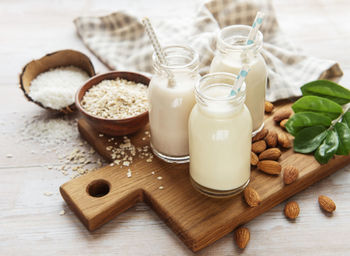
xmin=127 ymin=169 xmax=132 ymax=178
xmin=29 ymin=66 xmax=89 ymax=110
xmin=81 ymin=78 xmax=148 ymax=119
xmin=19 ymin=114 xmax=106 ymax=179
xmin=17 ymin=113 xmax=153 ymax=180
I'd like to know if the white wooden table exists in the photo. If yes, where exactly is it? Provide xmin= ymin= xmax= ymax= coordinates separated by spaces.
xmin=1 ymin=0 xmax=349 ymax=255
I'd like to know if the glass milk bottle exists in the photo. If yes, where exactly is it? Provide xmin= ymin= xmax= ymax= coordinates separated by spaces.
xmin=189 ymin=72 xmax=252 ymax=198
xmin=149 ymin=45 xmax=200 ymax=163
xmin=210 ymin=25 xmax=267 ymax=135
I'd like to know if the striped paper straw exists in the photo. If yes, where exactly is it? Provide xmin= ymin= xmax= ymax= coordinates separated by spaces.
xmin=142 ymin=17 xmax=175 ymax=87
xmin=246 ymin=12 xmax=265 ymax=45
xmin=230 ymin=64 xmax=250 ymax=96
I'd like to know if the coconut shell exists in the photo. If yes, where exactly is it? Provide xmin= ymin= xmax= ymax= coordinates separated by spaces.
xmin=19 ymin=49 xmax=95 ymax=114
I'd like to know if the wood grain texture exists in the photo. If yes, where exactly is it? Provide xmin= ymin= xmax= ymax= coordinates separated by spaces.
xmin=60 ymin=101 xmax=350 ymax=252
xmin=1 ymin=0 xmax=350 ymax=255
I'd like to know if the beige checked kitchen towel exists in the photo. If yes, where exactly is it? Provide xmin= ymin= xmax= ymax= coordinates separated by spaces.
xmin=74 ymin=0 xmax=343 ymax=102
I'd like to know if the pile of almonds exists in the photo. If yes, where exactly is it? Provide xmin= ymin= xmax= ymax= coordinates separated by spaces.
xmin=245 ymin=103 xmax=297 ymax=210
xmin=234 ymin=101 xmax=337 ymax=250
xmin=250 ymin=119 xmax=294 ymax=180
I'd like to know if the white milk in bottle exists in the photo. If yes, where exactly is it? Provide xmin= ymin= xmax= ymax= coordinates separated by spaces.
xmin=210 ymin=25 xmax=267 ymax=135
xmin=189 ymin=72 xmax=252 ymax=197
xmin=149 ymin=45 xmax=200 ymax=163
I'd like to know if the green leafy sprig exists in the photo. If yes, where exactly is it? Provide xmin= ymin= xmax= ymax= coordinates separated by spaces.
xmin=285 ymin=80 xmax=350 ymax=164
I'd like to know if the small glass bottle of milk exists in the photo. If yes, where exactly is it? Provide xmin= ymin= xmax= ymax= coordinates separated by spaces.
xmin=149 ymin=45 xmax=200 ymax=163
xmin=189 ymin=72 xmax=252 ymax=198
xmin=210 ymin=25 xmax=267 ymax=136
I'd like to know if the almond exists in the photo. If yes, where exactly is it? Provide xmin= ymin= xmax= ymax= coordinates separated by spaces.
xmin=283 ymin=166 xmax=299 ymax=185
xmin=259 ymin=148 xmax=281 ymax=161
xmin=284 ymin=201 xmax=300 ymax=219
xmin=318 ymin=195 xmax=336 ymax=213
xmin=273 ymin=108 xmax=292 ymax=122
xmin=252 ymin=128 xmax=268 ymax=142
xmin=265 ymin=130 xmax=278 ymax=148
xmin=252 ymin=140 xmax=267 ymax=154
xmin=277 ymin=132 xmax=292 ymax=148
xmin=243 ymin=186 xmax=261 ymax=207
xmin=264 ymin=101 xmax=274 ymax=113
xmin=234 ymin=227 xmax=250 ymax=249
xmin=280 ymin=119 xmax=288 ymax=129
xmin=258 ymin=160 xmax=281 ymax=175
xmin=251 ymin=152 xmax=259 ymax=166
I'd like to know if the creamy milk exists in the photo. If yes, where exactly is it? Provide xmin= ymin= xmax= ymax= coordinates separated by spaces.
xmin=189 ymin=83 xmax=252 ymax=192
xmin=149 ymin=71 xmax=198 ymax=158
xmin=210 ymin=51 xmax=267 ymax=132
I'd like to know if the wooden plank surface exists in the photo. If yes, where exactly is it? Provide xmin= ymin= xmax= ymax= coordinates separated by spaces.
xmin=61 ymin=104 xmax=350 ymax=252
xmin=1 ymin=0 xmax=350 ymax=255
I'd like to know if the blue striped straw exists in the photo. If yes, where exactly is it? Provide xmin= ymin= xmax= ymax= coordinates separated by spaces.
xmin=230 ymin=64 xmax=250 ymax=96
xmin=246 ymin=12 xmax=265 ymax=45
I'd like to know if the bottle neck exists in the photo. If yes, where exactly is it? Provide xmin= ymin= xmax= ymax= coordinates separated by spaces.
xmin=195 ymin=72 xmax=246 ymax=116
xmin=217 ymin=25 xmax=263 ymax=61
xmin=153 ymin=45 xmax=199 ymax=75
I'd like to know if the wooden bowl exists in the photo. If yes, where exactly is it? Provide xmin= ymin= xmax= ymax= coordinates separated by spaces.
xmin=19 ymin=49 xmax=96 ymax=114
xmin=75 ymin=71 xmax=150 ymax=136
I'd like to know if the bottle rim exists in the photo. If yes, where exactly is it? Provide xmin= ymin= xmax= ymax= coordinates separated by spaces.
xmin=217 ymin=25 xmax=263 ymax=53
xmin=195 ymin=72 xmax=246 ymax=104
xmin=152 ymin=44 xmax=199 ymax=72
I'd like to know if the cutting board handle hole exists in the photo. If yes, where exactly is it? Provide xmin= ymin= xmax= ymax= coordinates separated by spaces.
xmin=87 ymin=179 xmax=110 ymax=198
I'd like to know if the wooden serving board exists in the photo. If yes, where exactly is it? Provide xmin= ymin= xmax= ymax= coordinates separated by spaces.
xmin=60 ymin=103 xmax=350 ymax=252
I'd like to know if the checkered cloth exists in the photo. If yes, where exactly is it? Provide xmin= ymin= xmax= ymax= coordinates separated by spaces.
xmin=74 ymin=0 xmax=343 ymax=102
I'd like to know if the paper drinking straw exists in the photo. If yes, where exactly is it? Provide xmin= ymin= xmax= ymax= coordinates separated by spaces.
xmin=230 ymin=64 xmax=250 ymax=96
xmin=142 ymin=17 xmax=175 ymax=87
xmin=246 ymin=12 xmax=265 ymax=45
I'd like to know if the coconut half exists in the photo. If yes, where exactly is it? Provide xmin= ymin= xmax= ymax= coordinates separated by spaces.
xmin=19 ymin=49 xmax=96 ymax=114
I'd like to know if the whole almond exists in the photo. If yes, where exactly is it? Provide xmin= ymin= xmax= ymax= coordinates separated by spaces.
xmin=273 ymin=108 xmax=292 ymax=122
xmin=252 ymin=128 xmax=268 ymax=142
xmin=264 ymin=101 xmax=274 ymax=113
xmin=251 ymin=152 xmax=259 ymax=166
xmin=265 ymin=130 xmax=278 ymax=147
xmin=280 ymin=119 xmax=288 ymax=129
xmin=283 ymin=166 xmax=299 ymax=185
xmin=259 ymin=148 xmax=281 ymax=161
xmin=318 ymin=195 xmax=336 ymax=213
xmin=252 ymin=140 xmax=267 ymax=154
xmin=258 ymin=160 xmax=281 ymax=175
xmin=234 ymin=227 xmax=250 ymax=249
xmin=284 ymin=201 xmax=300 ymax=219
xmin=244 ymin=186 xmax=261 ymax=207
xmin=277 ymin=132 xmax=292 ymax=148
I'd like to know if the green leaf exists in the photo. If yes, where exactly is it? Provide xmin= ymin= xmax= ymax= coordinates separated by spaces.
xmin=293 ymin=126 xmax=328 ymax=153
xmin=292 ymin=96 xmax=342 ymax=120
xmin=314 ymin=129 xmax=339 ymax=164
xmin=285 ymin=112 xmax=332 ymax=136
xmin=341 ymin=111 xmax=350 ymax=128
xmin=334 ymin=122 xmax=350 ymax=155
xmin=301 ymin=80 xmax=350 ymax=105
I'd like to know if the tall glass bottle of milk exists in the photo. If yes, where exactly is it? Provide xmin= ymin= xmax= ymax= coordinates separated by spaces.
xmin=210 ymin=25 xmax=267 ymax=136
xmin=149 ymin=45 xmax=200 ymax=163
xmin=189 ymin=72 xmax=252 ymax=198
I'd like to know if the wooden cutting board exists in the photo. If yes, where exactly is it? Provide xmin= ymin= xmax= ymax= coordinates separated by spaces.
xmin=60 ymin=102 xmax=350 ymax=252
